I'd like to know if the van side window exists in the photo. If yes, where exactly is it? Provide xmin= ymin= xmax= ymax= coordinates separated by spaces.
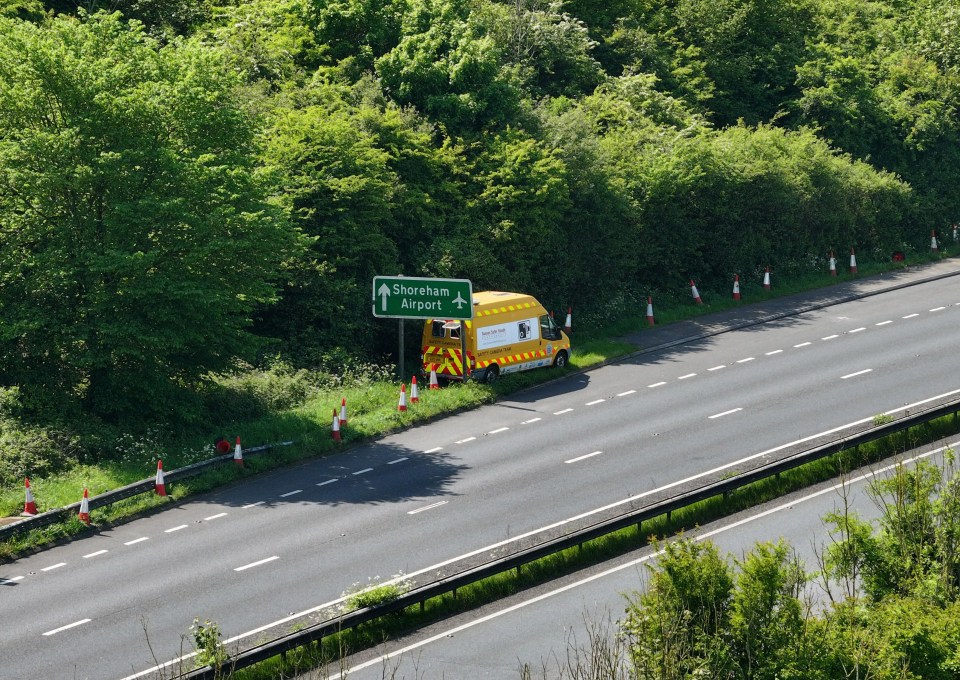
xmin=540 ymin=314 xmax=561 ymax=341
xmin=431 ymin=321 xmax=446 ymax=338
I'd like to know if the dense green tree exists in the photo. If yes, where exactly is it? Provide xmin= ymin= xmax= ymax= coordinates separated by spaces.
xmin=0 ymin=12 xmax=299 ymax=420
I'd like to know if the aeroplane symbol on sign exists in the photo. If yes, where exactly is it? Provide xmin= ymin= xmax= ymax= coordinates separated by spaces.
xmin=452 ymin=292 xmax=467 ymax=309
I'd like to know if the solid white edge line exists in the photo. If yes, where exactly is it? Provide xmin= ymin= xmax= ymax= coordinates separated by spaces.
xmin=565 ymin=451 xmax=602 ymax=464
xmin=125 ymin=389 xmax=960 ymax=680
xmin=164 ymin=525 xmax=188 ymax=533
xmin=234 ymin=556 xmax=279 ymax=572
xmin=841 ymin=369 xmax=873 ymax=380
xmin=708 ymin=408 xmax=743 ymax=419
xmin=43 ymin=619 xmax=91 ymax=636
xmin=203 ymin=512 xmax=228 ymax=521
xmin=83 ymin=550 xmax=108 ymax=558
xmin=333 ymin=437 xmax=960 ymax=680
xmin=279 ymin=490 xmax=302 ymax=497
xmin=41 ymin=562 xmax=66 ymax=571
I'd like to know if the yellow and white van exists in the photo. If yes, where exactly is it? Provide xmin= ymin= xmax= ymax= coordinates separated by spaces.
xmin=421 ymin=291 xmax=571 ymax=383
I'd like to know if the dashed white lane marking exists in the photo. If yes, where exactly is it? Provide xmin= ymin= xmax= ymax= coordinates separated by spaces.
xmin=83 ymin=550 xmax=108 ymax=558
xmin=165 ymin=525 xmax=188 ymax=533
xmin=1 ymin=576 xmax=24 ymax=584
xmin=765 ymin=349 xmax=783 ymax=355
xmin=41 ymin=562 xmax=66 ymax=572
xmin=423 ymin=447 xmax=442 ymax=453
xmin=43 ymin=619 xmax=91 ymax=636
xmin=736 ymin=357 xmax=755 ymax=363
xmin=388 ymin=457 xmax=408 ymax=465
xmin=279 ymin=489 xmax=302 ymax=497
xmin=455 ymin=436 xmax=477 ymax=444
xmin=822 ymin=334 xmax=839 ymax=340
xmin=678 ymin=373 xmax=696 ymax=380
xmin=488 ymin=427 xmax=509 ymax=434
xmin=903 ymin=313 xmax=919 ymax=319
xmin=408 ymin=501 xmax=447 ymax=515
xmin=841 ymin=369 xmax=873 ymax=380
xmin=708 ymin=365 xmax=725 ymax=371
xmin=317 ymin=479 xmax=338 ymax=487
xmin=793 ymin=342 xmax=811 ymax=348
xmin=352 ymin=468 xmax=373 ymax=476
xmin=617 ymin=390 xmax=636 ymax=396
xmin=565 ymin=451 xmax=602 ymax=464
xmin=876 ymin=320 xmax=892 ymax=326
xmin=553 ymin=408 xmax=573 ymax=415
xmin=930 ymin=306 xmax=946 ymax=312
xmin=849 ymin=327 xmax=866 ymax=333
xmin=234 ymin=556 xmax=279 ymax=572
xmin=585 ymin=399 xmax=605 ymax=406
xmin=522 ymin=418 xmax=541 ymax=424
xmin=648 ymin=381 xmax=667 ymax=388
xmin=709 ymin=408 xmax=743 ymax=419
xmin=124 ymin=537 xmax=149 ymax=546
xmin=242 ymin=501 xmax=265 ymax=508
xmin=204 ymin=512 xmax=227 ymax=521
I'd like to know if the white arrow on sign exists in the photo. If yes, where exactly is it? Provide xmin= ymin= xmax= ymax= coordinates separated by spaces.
xmin=378 ymin=282 xmax=391 ymax=310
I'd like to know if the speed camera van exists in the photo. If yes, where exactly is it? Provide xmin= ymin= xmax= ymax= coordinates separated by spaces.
xmin=421 ymin=291 xmax=571 ymax=383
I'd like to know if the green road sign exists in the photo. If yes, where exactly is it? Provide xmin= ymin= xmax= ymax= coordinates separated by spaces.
xmin=372 ymin=276 xmax=474 ymax=320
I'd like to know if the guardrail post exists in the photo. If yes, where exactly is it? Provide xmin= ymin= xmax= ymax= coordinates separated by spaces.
xmin=515 ymin=565 xmax=522 ymax=578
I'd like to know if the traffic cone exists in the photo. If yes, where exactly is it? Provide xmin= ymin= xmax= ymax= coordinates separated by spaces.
xmin=78 ymin=488 xmax=90 ymax=525
xmin=339 ymin=398 xmax=348 ymax=427
xmin=931 ymin=229 xmax=938 ymax=251
xmin=155 ymin=460 xmax=167 ymax=497
xmin=690 ymin=280 xmax=703 ymax=304
xmin=850 ymin=247 xmax=858 ymax=274
xmin=763 ymin=266 xmax=771 ymax=291
xmin=331 ymin=409 xmax=341 ymax=442
xmin=233 ymin=436 xmax=243 ymax=467
xmin=564 ymin=307 xmax=572 ymax=334
xmin=429 ymin=365 xmax=440 ymax=390
xmin=829 ymin=251 xmax=837 ymax=276
xmin=22 ymin=477 xmax=37 ymax=516
xmin=732 ymin=275 xmax=741 ymax=301
xmin=398 ymin=383 xmax=408 ymax=412
xmin=646 ymin=296 xmax=655 ymax=326
xmin=410 ymin=376 xmax=420 ymax=403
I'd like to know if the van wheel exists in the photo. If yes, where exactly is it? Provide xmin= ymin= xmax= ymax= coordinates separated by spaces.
xmin=552 ymin=350 xmax=569 ymax=370
xmin=484 ymin=365 xmax=500 ymax=384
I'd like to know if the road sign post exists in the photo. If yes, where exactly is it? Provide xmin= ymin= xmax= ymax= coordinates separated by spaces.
xmin=373 ymin=276 xmax=474 ymax=380
xmin=372 ymin=276 xmax=473 ymax=320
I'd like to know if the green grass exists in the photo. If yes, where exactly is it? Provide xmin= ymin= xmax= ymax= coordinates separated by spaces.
xmin=2 ymin=247 xmax=957 ymax=560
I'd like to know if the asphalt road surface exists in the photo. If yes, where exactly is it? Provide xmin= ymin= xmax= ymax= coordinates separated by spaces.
xmin=2 ymin=261 xmax=959 ymax=680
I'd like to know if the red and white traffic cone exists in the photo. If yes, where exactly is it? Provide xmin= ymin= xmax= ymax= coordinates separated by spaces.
xmin=931 ymin=229 xmax=938 ymax=252
xmin=763 ymin=266 xmax=771 ymax=291
xmin=233 ymin=436 xmax=243 ymax=467
xmin=850 ymin=247 xmax=858 ymax=274
xmin=78 ymin=488 xmax=90 ymax=525
xmin=429 ymin=365 xmax=440 ymax=390
xmin=829 ymin=250 xmax=837 ymax=276
xmin=564 ymin=307 xmax=572 ymax=334
xmin=690 ymin=280 xmax=703 ymax=304
xmin=645 ymin=296 xmax=655 ymax=326
xmin=23 ymin=477 xmax=37 ymax=516
xmin=331 ymin=409 xmax=341 ymax=442
xmin=155 ymin=460 xmax=167 ymax=496
xmin=398 ymin=383 xmax=408 ymax=412
xmin=410 ymin=376 xmax=420 ymax=403
xmin=339 ymin=398 xmax=348 ymax=427
xmin=732 ymin=274 xmax=741 ymax=301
